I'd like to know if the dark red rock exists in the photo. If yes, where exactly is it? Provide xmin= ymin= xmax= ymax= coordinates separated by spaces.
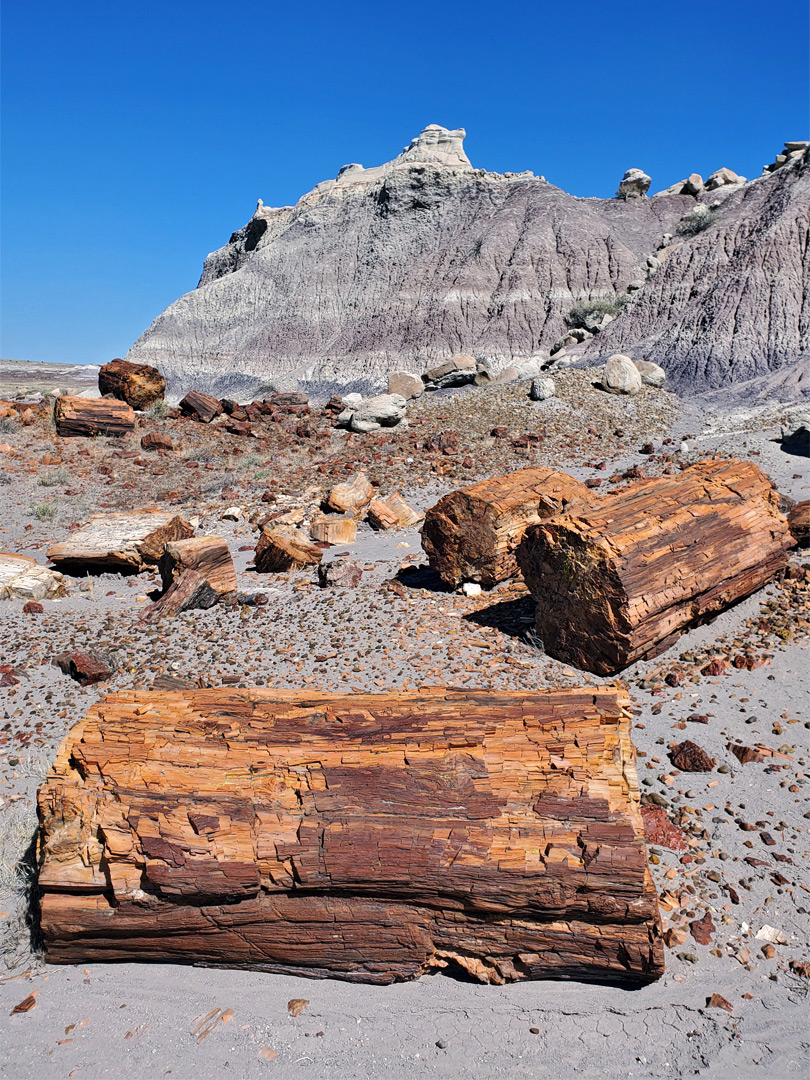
xmin=640 ymin=805 xmax=687 ymax=851
xmin=665 ymin=670 xmax=685 ymax=687
xmin=701 ymin=658 xmax=728 ymax=676
xmin=707 ymin=993 xmax=733 ymax=1012
xmin=54 ymin=650 xmax=113 ymax=686
xmin=141 ymin=432 xmax=174 ymax=452
xmin=728 ymin=742 xmax=766 ymax=765
xmin=689 ymin=911 xmax=715 ymax=946
xmin=670 ymin=740 xmax=714 ymax=772
xmin=22 ymin=601 xmax=44 ymax=614
xmin=318 ymin=560 xmax=363 ymax=588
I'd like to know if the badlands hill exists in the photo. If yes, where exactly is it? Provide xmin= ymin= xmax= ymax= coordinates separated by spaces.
xmin=126 ymin=125 xmax=809 ymax=399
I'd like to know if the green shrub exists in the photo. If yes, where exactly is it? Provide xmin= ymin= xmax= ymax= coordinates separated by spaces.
xmin=146 ymin=399 xmax=169 ymax=419
xmin=38 ymin=468 xmax=69 ymax=487
xmin=30 ymin=502 xmax=57 ymax=520
xmin=676 ymin=204 xmax=716 ymax=236
xmin=566 ymin=295 xmax=630 ymax=329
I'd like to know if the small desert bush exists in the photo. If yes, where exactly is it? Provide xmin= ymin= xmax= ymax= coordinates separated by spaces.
xmin=0 ymin=417 xmax=18 ymax=434
xmin=566 ymin=295 xmax=630 ymax=329
xmin=239 ymin=453 xmax=263 ymax=470
xmin=0 ymin=469 xmax=11 ymax=485
xmin=30 ymin=502 xmax=57 ymax=520
xmin=676 ymin=204 xmax=716 ymax=237
xmin=37 ymin=467 xmax=69 ymax=487
xmin=146 ymin=399 xmax=169 ymax=420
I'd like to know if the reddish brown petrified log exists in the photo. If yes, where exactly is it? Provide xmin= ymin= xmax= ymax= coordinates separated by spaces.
xmin=54 ymin=396 xmax=135 ymax=438
xmin=98 ymin=359 xmax=166 ymax=410
xmin=37 ymin=686 xmax=663 ymax=985
xmin=141 ymin=432 xmax=174 ymax=452
xmin=139 ymin=568 xmax=220 ymax=623
xmin=179 ymin=390 xmax=223 ymax=423
xmin=517 ymin=460 xmax=792 ymax=675
xmin=159 ymin=536 xmax=237 ymax=599
xmin=309 ymin=516 xmax=357 ymax=544
xmin=255 ymin=525 xmax=323 ymax=572
xmin=421 ymin=466 xmax=591 ymax=588
xmin=47 ymin=510 xmax=194 ymax=573
xmin=788 ymin=500 xmax=809 ymax=547
xmin=367 ymin=493 xmax=423 ymax=530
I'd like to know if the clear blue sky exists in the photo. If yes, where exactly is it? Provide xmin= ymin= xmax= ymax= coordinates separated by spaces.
xmin=2 ymin=0 xmax=808 ymax=366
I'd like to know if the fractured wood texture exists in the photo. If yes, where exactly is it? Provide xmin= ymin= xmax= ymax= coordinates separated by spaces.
xmin=324 ymin=472 xmax=374 ymax=516
xmin=421 ymin=466 xmax=591 ymax=588
xmin=47 ymin=511 xmax=194 ymax=573
xmin=788 ymin=500 xmax=809 ymax=547
xmin=37 ymin=686 xmax=663 ymax=986
xmin=98 ymin=359 xmax=166 ymax=410
xmin=308 ymin=516 xmax=358 ymax=545
xmin=139 ymin=568 xmax=220 ymax=623
xmin=53 ymin=396 xmax=135 ymax=438
xmin=255 ymin=525 xmax=323 ymax=572
xmin=367 ymin=492 xmax=423 ymax=530
xmin=159 ymin=536 xmax=237 ymax=599
xmin=179 ymin=390 xmax=223 ymax=423
xmin=517 ymin=460 xmax=793 ymax=675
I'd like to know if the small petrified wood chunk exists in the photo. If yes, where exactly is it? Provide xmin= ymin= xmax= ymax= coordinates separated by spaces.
xmin=139 ymin=568 xmax=220 ymax=623
xmin=141 ymin=432 xmax=174 ymax=452
xmin=98 ymin=359 xmax=165 ymax=410
xmin=179 ymin=390 xmax=223 ymax=423
xmin=37 ymin=686 xmax=663 ymax=985
xmin=47 ymin=510 xmax=194 ymax=574
xmin=517 ymin=460 xmax=793 ymax=675
xmin=309 ymin=516 xmax=357 ymax=545
xmin=54 ymin=396 xmax=135 ymax=437
xmin=0 ymin=553 xmax=65 ymax=601
xmin=788 ymin=500 xmax=809 ymax=547
xmin=255 ymin=525 xmax=323 ymax=572
xmin=367 ymin=492 xmax=423 ymax=530
xmin=669 ymin=741 xmax=714 ymax=772
xmin=421 ymin=466 xmax=591 ymax=588
xmin=318 ymin=559 xmax=363 ymax=588
xmin=325 ymin=472 xmax=374 ymax=516
xmin=53 ymin=650 xmax=113 ymax=685
xmin=159 ymin=536 xmax=237 ymax=599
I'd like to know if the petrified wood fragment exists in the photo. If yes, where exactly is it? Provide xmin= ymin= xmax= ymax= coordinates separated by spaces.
xmin=98 ymin=359 xmax=166 ymax=410
xmin=139 ymin=569 xmax=220 ymax=623
xmin=421 ymin=466 xmax=590 ymax=588
xmin=255 ymin=525 xmax=323 ymax=572
xmin=47 ymin=511 xmax=194 ymax=574
xmin=179 ymin=390 xmax=223 ymax=423
xmin=308 ymin=515 xmax=358 ymax=545
xmin=788 ymin=500 xmax=809 ymax=547
xmin=37 ymin=686 xmax=663 ymax=985
xmin=159 ymin=536 xmax=237 ymax=599
xmin=141 ymin=432 xmax=174 ymax=452
xmin=54 ymin=396 xmax=135 ymax=438
xmin=0 ymin=553 xmax=65 ymax=601
xmin=367 ymin=492 xmax=423 ymax=530
xmin=325 ymin=472 xmax=374 ymax=516
xmin=517 ymin=460 xmax=792 ymax=675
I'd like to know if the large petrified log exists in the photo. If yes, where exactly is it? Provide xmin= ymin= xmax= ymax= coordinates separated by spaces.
xmin=98 ymin=359 xmax=166 ymax=410
xmin=37 ymin=686 xmax=663 ymax=986
xmin=324 ymin=472 xmax=374 ymax=515
xmin=421 ymin=466 xmax=591 ymax=588
xmin=54 ymin=395 xmax=135 ymax=437
xmin=47 ymin=510 xmax=194 ymax=573
xmin=255 ymin=525 xmax=323 ymax=572
xmin=0 ymin=553 xmax=65 ymax=600
xmin=517 ymin=460 xmax=793 ymax=675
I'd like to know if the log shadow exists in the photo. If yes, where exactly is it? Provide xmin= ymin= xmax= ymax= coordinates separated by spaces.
xmin=395 ymin=564 xmax=452 ymax=593
xmin=464 ymin=595 xmax=539 ymax=643
xmin=777 ymin=434 xmax=809 ymax=458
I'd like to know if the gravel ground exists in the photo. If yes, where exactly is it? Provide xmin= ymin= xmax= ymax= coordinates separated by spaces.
xmin=0 ymin=372 xmax=808 ymax=1079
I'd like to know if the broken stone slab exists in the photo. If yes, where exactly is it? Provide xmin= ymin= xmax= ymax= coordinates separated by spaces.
xmin=422 ymin=354 xmax=478 ymax=390
xmin=47 ymin=510 xmax=194 ymax=574
xmin=37 ymin=685 xmax=664 ymax=985
xmin=140 ymin=432 xmax=174 ymax=451
xmin=0 ymin=553 xmax=66 ymax=601
xmin=98 ymin=359 xmax=166 ymax=410
xmin=344 ymin=393 xmax=407 ymax=433
xmin=705 ymin=167 xmax=745 ymax=190
xmin=54 ymin=396 xmax=135 ymax=438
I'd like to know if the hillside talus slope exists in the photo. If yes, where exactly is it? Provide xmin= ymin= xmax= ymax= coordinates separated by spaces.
xmin=125 ymin=126 xmax=809 ymax=398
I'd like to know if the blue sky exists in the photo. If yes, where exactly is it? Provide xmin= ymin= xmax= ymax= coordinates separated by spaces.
xmin=2 ymin=0 xmax=808 ymax=366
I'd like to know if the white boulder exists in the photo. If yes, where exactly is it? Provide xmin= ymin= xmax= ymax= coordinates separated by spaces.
xmin=602 ymin=355 xmax=642 ymax=396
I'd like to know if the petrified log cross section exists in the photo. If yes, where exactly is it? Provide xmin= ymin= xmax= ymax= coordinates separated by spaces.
xmin=38 ymin=687 xmax=663 ymax=985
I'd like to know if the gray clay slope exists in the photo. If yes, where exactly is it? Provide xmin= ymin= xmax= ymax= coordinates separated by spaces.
xmin=125 ymin=125 xmax=810 ymax=399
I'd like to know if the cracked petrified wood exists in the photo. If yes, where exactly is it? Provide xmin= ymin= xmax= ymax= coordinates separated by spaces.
xmin=98 ymin=359 xmax=165 ymax=411
xmin=421 ymin=467 xmax=590 ymax=588
xmin=159 ymin=536 xmax=237 ymax=599
xmin=517 ymin=460 xmax=793 ymax=675
xmin=37 ymin=686 xmax=664 ymax=985
xmin=47 ymin=511 xmax=194 ymax=574
xmin=53 ymin=395 xmax=135 ymax=437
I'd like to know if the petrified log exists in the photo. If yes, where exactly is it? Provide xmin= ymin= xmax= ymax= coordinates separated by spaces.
xmin=47 ymin=510 xmax=194 ymax=573
xmin=179 ymin=390 xmax=222 ymax=423
xmin=255 ymin=525 xmax=323 ymax=572
xmin=141 ymin=432 xmax=174 ymax=452
xmin=37 ymin=686 xmax=663 ymax=985
xmin=325 ymin=472 xmax=374 ymax=515
xmin=367 ymin=492 xmax=423 ymax=530
xmin=98 ymin=359 xmax=165 ymax=410
xmin=159 ymin=536 xmax=237 ymax=599
xmin=788 ymin=500 xmax=809 ymax=547
xmin=54 ymin=395 xmax=135 ymax=437
xmin=139 ymin=568 xmax=220 ymax=623
xmin=421 ymin=466 xmax=591 ymax=588
xmin=517 ymin=460 xmax=793 ymax=675
xmin=309 ymin=515 xmax=357 ymax=544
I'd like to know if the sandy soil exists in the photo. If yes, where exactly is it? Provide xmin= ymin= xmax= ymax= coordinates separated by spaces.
xmin=0 ymin=371 xmax=808 ymax=1078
